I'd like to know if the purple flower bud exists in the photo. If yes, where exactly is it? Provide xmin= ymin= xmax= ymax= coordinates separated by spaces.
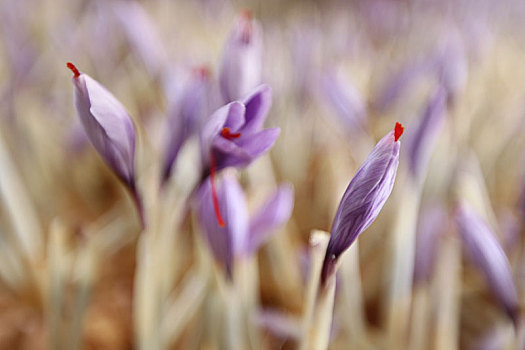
xmin=455 ymin=201 xmax=520 ymax=325
xmin=163 ymin=67 xmax=214 ymax=180
xmin=201 ymin=85 xmax=279 ymax=173
xmin=321 ymin=70 xmax=368 ymax=135
xmin=406 ymin=86 xmax=447 ymax=179
xmin=67 ymin=63 xmax=136 ymax=189
xmin=321 ymin=123 xmax=403 ymax=284
xmin=246 ymin=184 xmax=294 ymax=256
xmin=219 ymin=11 xmax=263 ymax=102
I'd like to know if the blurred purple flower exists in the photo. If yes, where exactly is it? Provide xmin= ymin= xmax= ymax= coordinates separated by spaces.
xmin=163 ymin=67 xmax=215 ymax=180
xmin=406 ymin=86 xmax=447 ymax=179
xmin=413 ymin=203 xmax=446 ymax=284
xmin=201 ymin=84 xmax=279 ymax=172
xmin=321 ymin=123 xmax=403 ymax=284
xmin=113 ymin=1 xmax=168 ymax=77
xmin=219 ymin=11 xmax=263 ymax=102
xmin=197 ymin=172 xmax=294 ymax=278
xmin=321 ymin=70 xmax=368 ymax=135
xmin=455 ymin=201 xmax=520 ymax=325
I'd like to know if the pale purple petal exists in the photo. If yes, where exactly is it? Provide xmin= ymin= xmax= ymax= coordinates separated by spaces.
xmin=71 ymin=70 xmax=135 ymax=187
xmin=113 ymin=1 xmax=168 ymax=76
xmin=413 ymin=203 xmax=447 ymax=283
xmin=200 ymin=102 xmax=245 ymax=167
xmin=240 ymin=84 xmax=272 ymax=135
xmin=321 ymin=70 xmax=368 ymax=134
xmin=246 ymin=184 xmax=294 ymax=255
xmin=197 ymin=173 xmax=249 ymax=278
xmin=321 ymin=127 xmax=401 ymax=283
xmin=455 ymin=202 xmax=520 ymax=324
xmin=219 ymin=13 xmax=263 ymax=102
xmin=406 ymin=86 xmax=447 ymax=179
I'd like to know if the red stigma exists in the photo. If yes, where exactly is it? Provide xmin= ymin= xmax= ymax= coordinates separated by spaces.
xmin=394 ymin=122 xmax=404 ymax=141
xmin=192 ymin=66 xmax=210 ymax=79
xmin=66 ymin=62 xmax=80 ymax=78
xmin=209 ymin=153 xmax=225 ymax=228
xmin=221 ymin=127 xmax=241 ymax=140
xmin=240 ymin=9 xmax=252 ymax=20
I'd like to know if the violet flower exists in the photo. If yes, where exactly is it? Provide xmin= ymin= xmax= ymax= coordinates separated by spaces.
xmin=406 ymin=86 xmax=447 ymax=180
xmin=219 ymin=10 xmax=263 ymax=103
xmin=201 ymin=84 xmax=279 ymax=173
xmin=321 ymin=123 xmax=404 ymax=284
xmin=163 ymin=67 xmax=215 ymax=181
xmin=455 ymin=201 xmax=520 ymax=325
xmin=197 ymin=172 xmax=294 ymax=278
xmin=67 ymin=63 xmax=142 ymax=223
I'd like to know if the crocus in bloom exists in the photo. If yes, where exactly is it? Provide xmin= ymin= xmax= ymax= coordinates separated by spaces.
xmin=219 ymin=10 xmax=263 ymax=103
xmin=455 ymin=201 xmax=520 ymax=325
xmin=201 ymin=84 xmax=279 ymax=173
xmin=197 ymin=171 xmax=294 ymax=278
xmin=321 ymin=122 xmax=403 ymax=284
xmin=163 ymin=67 xmax=215 ymax=180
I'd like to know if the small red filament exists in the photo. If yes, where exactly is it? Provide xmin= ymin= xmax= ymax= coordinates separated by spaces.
xmin=192 ymin=66 xmax=210 ymax=79
xmin=209 ymin=153 xmax=225 ymax=228
xmin=66 ymin=62 xmax=80 ymax=78
xmin=220 ymin=127 xmax=241 ymax=140
xmin=394 ymin=122 xmax=404 ymax=141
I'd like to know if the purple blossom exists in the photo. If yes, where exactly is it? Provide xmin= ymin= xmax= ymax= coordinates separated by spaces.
xmin=67 ymin=62 xmax=136 ymax=188
xmin=197 ymin=172 xmax=294 ymax=278
xmin=321 ymin=123 xmax=403 ymax=284
xmin=163 ymin=67 xmax=215 ymax=180
xmin=219 ymin=11 xmax=263 ymax=103
xmin=406 ymin=86 xmax=447 ymax=179
xmin=201 ymin=84 xmax=279 ymax=173
xmin=455 ymin=201 xmax=520 ymax=325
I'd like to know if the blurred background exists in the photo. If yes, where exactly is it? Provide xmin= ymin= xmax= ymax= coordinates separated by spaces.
xmin=1 ymin=0 xmax=525 ymax=349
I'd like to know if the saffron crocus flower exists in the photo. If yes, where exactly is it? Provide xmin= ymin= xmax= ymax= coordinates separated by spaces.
xmin=406 ymin=86 xmax=447 ymax=180
xmin=197 ymin=172 xmax=294 ymax=278
xmin=201 ymin=84 xmax=279 ymax=173
xmin=66 ymin=63 xmax=143 ymax=224
xmin=219 ymin=10 xmax=262 ymax=103
xmin=163 ymin=67 xmax=215 ymax=181
xmin=455 ymin=201 xmax=520 ymax=325
xmin=321 ymin=122 xmax=404 ymax=284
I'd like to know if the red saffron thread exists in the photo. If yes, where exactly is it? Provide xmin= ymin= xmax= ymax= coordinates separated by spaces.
xmin=220 ymin=127 xmax=241 ymax=140
xmin=209 ymin=152 xmax=225 ymax=227
xmin=239 ymin=10 xmax=253 ymax=44
xmin=66 ymin=62 xmax=80 ymax=78
xmin=394 ymin=122 xmax=404 ymax=141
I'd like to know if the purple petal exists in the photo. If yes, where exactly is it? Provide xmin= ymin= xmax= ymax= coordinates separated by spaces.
xmin=212 ymin=128 xmax=280 ymax=170
xmin=406 ymin=86 xmax=447 ymax=179
xmin=163 ymin=68 xmax=214 ymax=180
xmin=245 ymin=184 xmax=295 ymax=256
xmin=197 ymin=172 xmax=249 ymax=277
xmin=321 ymin=127 xmax=401 ymax=283
xmin=321 ymin=70 xmax=368 ymax=134
xmin=113 ymin=1 xmax=168 ymax=76
xmin=71 ymin=70 xmax=135 ymax=187
xmin=455 ymin=202 xmax=520 ymax=325
xmin=200 ymin=102 xmax=245 ymax=167
xmin=240 ymin=84 xmax=272 ymax=135
xmin=219 ymin=12 xmax=263 ymax=102
xmin=413 ymin=203 xmax=447 ymax=283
